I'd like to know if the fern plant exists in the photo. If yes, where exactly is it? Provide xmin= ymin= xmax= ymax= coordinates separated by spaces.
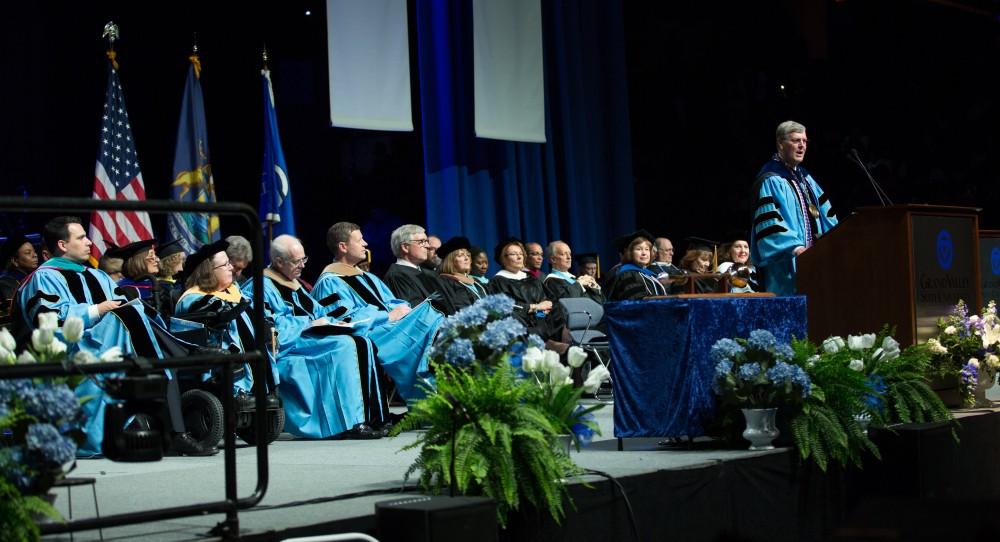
xmin=0 ymin=477 xmax=59 ymax=542
xmin=789 ymin=338 xmax=880 ymax=471
xmin=393 ymin=361 xmax=580 ymax=527
xmin=791 ymin=328 xmax=955 ymax=471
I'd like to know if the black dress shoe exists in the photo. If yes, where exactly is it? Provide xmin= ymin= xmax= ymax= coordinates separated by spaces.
xmin=168 ymin=432 xmax=220 ymax=456
xmin=336 ymin=423 xmax=383 ymax=440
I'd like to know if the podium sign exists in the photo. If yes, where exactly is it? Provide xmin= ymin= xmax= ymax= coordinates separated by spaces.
xmin=797 ymin=205 xmax=980 ymax=347
xmin=979 ymin=231 xmax=1000 ymax=306
xmin=911 ymin=215 xmax=979 ymax=342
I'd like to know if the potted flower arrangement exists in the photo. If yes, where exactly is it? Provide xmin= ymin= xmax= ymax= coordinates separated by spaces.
xmin=711 ymin=329 xmax=812 ymax=450
xmin=1 ymin=315 xmax=92 ymax=540
xmin=521 ymin=345 xmax=609 ymax=452
xmin=394 ymin=294 xmax=608 ymax=527
xmin=792 ymin=328 xmax=952 ymax=471
xmin=926 ymin=299 xmax=1000 ymax=407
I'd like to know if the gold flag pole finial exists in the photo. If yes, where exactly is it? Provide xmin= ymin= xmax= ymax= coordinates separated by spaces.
xmin=190 ymin=33 xmax=201 ymax=78
xmin=103 ymin=21 xmax=120 ymax=69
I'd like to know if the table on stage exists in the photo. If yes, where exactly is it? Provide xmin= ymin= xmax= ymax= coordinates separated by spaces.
xmin=604 ymin=295 xmax=807 ymax=440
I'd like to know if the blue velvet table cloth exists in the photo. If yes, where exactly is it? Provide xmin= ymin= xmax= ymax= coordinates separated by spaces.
xmin=605 ymin=296 xmax=807 ymax=438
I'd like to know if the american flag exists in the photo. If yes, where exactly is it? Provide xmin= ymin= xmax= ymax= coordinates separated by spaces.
xmin=89 ymin=62 xmax=153 ymax=260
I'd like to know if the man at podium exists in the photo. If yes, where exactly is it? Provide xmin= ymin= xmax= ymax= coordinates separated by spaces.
xmin=750 ymin=120 xmax=839 ymax=295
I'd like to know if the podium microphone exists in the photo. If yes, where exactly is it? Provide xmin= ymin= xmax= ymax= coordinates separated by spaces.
xmin=848 ymin=148 xmax=893 ymax=206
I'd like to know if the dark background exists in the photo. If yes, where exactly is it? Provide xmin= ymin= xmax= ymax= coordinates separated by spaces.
xmin=3 ymin=0 xmax=1000 ymax=281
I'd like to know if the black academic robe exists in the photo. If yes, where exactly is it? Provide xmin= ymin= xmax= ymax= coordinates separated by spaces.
xmin=436 ymin=274 xmax=488 ymax=315
xmin=542 ymin=274 xmax=604 ymax=305
xmin=487 ymin=274 xmax=566 ymax=341
xmin=383 ymin=263 xmax=442 ymax=308
xmin=604 ymin=268 xmax=667 ymax=301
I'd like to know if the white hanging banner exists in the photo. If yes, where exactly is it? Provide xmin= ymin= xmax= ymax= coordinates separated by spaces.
xmin=473 ymin=0 xmax=546 ymax=143
xmin=326 ymin=0 xmax=413 ymax=131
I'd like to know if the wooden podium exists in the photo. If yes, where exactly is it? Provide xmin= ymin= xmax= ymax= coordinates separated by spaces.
xmin=797 ymin=205 xmax=981 ymax=347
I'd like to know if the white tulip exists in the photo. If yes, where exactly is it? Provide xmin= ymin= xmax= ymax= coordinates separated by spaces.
xmin=16 ymin=350 xmax=36 ymax=363
xmin=567 ymin=346 xmax=588 ymax=368
xmin=822 ymin=336 xmax=844 ymax=354
xmin=548 ymin=363 xmax=572 ymax=386
xmin=0 ymin=328 xmax=16 ymax=352
xmin=47 ymin=339 xmax=67 ymax=356
xmin=880 ymin=336 xmax=901 ymax=360
xmin=37 ymin=311 xmax=58 ymax=331
xmin=860 ymin=334 xmax=876 ymax=349
xmin=72 ymin=350 xmax=100 ymax=365
xmin=583 ymin=365 xmax=611 ymax=393
xmin=543 ymin=349 xmax=562 ymax=371
xmin=849 ymin=359 xmax=865 ymax=371
xmin=847 ymin=335 xmax=865 ymax=351
xmin=0 ymin=345 xmax=13 ymax=363
xmin=31 ymin=329 xmax=53 ymax=351
xmin=61 ymin=316 xmax=84 ymax=344
xmin=100 ymin=346 xmax=124 ymax=362
xmin=522 ymin=347 xmax=544 ymax=373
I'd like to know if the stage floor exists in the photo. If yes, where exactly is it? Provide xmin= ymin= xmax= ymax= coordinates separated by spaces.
xmin=42 ymin=400 xmax=782 ymax=542
xmin=45 ymin=383 xmax=1000 ymax=541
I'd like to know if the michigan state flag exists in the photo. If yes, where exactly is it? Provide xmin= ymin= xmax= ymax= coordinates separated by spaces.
xmin=168 ymin=53 xmax=220 ymax=254
xmin=260 ymin=67 xmax=295 ymax=238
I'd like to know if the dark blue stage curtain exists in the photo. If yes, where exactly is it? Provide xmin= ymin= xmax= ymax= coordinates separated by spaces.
xmin=416 ymin=0 xmax=635 ymax=272
xmin=605 ymin=296 xmax=808 ymax=439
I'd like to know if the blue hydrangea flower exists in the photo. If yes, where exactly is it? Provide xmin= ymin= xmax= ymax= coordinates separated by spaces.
xmin=26 ymin=423 xmax=76 ymax=465
xmin=479 ymin=317 xmax=527 ymax=350
xmin=444 ymin=338 xmax=476 ymax=366
xmin=478 ymin=294 xmax=516 ymax=316
xmin=792 ymin=366 xmax=812 ymax=398
xmin=775 ymin=344 xmax=795 ymax=360
xmin=22 ymin=384 xmax=80 ymax=422
xmin=710 ymin=338 xmax=744 ymax=361
xmin=714 ymin=359 xmax=734 ymax=379
xmin=444 ymin=304 xmax=489 ymax=330
xmin=747 ymin=329 xmax=777 ymax=351
xmin=738 ymin=362 xmax=762 ymax=381
xmin=0 ymin=447 xmax=33 ymax=491
xmin=526 ymin=334 xmax=545 ymax=350
xmin=0 ymin=378 xmax=33 ymax=402
xmin=766 ymin=361 xmax=795 ymax=384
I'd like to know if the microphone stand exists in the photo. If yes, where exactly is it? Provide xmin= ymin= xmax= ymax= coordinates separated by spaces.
xmin=849 ymin=148 xmax=893 ymax=206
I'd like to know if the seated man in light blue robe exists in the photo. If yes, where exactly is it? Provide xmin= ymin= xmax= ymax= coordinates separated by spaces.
xmin=17 ymin=216 xmax=214 ymax=456
xmin=312 ymin=222 xmax=443 ymax=401
xmin=750 ymin=121 xmax=838 ymax=296
xmin=242 ymin=234 xmax=387 ymax=440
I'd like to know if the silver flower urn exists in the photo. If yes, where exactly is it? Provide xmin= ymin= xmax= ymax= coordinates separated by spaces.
xmin=741 ymin=408 xmax=779 ymax=450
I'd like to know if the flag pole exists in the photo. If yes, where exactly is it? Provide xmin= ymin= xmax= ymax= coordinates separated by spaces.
xmin=263 ymin=44 xmax=270 ymax=248
xmin=102 ymin=21 xmax=119 ymax=69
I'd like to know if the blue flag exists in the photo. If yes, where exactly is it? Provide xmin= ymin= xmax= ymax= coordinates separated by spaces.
xmin=260 ymin=68 xmax=295 ymax=239
xmin=168 ymin=54 xmax=220 ymax=254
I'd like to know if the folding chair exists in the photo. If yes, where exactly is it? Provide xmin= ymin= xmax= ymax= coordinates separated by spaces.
xmin=558 ymin=297 xmax=612 ymax=401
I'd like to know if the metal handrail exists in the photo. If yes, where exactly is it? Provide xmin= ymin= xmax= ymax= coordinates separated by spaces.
xmin=0 ymin=196 xmax=270 ymax=539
